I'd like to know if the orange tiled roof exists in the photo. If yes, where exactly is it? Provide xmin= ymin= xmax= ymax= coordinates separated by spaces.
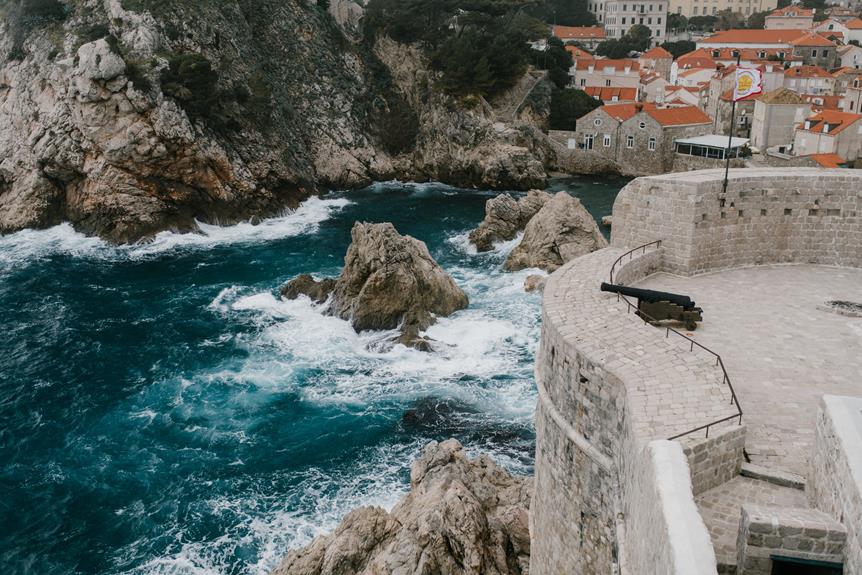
xmin=641 ymin=46 xmax=673 ymax=59
xmin=785 ymin=65 xmax=833 ymax=78
xmin=553 ymin=25 xmax=606 ymax=40
xmin=575 ymin=58 xmax=640 ymax=72
xmin=798 ymin=109 xmax=862 ymax=134
xmin=600 ymin=102 xmax=656 ymax=121
xmin=846 ymin=17 xmax=862 ymax=29
xmin=801 ymin=94 xmax=843 ymax=111
xmin=645 ymin=105 xmax=712 ymax=126
xmin=565 ymin=45 xmax=593 ymax=59
xmin=584 ymin=86 xmax=639 ymax=101
xmin=810 ymin=153 xmax=845 ymax=167
xmin=790 ymin=32 xmax=837 ymax=47
xmin=701 ymin=29 xmax=809 ymax=44
xmin=768 ymin=6 xmax=814 ymax=17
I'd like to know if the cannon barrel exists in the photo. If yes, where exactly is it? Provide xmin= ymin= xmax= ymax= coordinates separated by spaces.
xmin=600 ymin=282 xmax=696 ymax=310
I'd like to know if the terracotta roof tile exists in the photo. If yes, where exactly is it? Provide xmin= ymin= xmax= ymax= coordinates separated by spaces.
xmin=810 ymin=153 xmax=845 ymax=167
xmin=845 ymin=17 xmax=862 ymax=29
xmin=789 ymin=32 xmax=837 ymax=47
xmin=784 ymin=65 xmax=833 ymax=78
xmin=599 ymin=102 xmax=656 ymax=121
xmin=565 ymin=45 xmax=593 ymax=59
xmin=768 ymin=6 xmax=814 ymax=17
xmin=645 ymin=105 xmax=712 ymax=126
xmin=553 ymin=25 xmax=606 ymax=40
xmin=641 ymin=46 xmax=673 ymax=59
xmin=798 ymin=109 xmax=862 ymax=134
xmin=575 ymin=59 xmax=640 ymax=72
xmin=701 ymin=29 xmax=808 ymax=44
xmin=584 ymin=86 xmax=639 ymax=101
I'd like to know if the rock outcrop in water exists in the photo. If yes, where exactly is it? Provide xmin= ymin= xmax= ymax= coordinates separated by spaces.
xmin=505 ymin=192 xmax=608 ymax=272
xmin=468 ymin=190 xmax=552 ymax=252
xmin=272 ymin=439 xmax=532 ymax=575
xmin=0 ymin=1 xmax=553 ymax=243
xmin=282 ymin=222 xmax=468 ymax=349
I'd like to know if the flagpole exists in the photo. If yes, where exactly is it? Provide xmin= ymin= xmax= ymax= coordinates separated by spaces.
xmin=722 ymin=53 xmax=741 ymax=195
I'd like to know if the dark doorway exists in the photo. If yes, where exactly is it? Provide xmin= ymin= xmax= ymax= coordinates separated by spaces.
xmin=771 ymin=555 xmax=843 ymax=575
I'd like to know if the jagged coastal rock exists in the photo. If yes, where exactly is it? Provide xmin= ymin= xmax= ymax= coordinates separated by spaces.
xmin=0 ymin=1 xmax=553 ymax=242
xmin=272 ymin=439 xmax=532 ymax=575
xmin=282 ymin=222 xmax=468 ymax=348
xmin=505 ymin=192 xmax=608 ymax=272
xmin=468 ymin=190 xmax=552 ymax=252
xmin=523 ymin=274 xmax=546 ymax=293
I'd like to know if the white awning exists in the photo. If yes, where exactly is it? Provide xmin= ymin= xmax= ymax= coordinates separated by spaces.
xmin=674 ymin=135 xmax=750 ymax=149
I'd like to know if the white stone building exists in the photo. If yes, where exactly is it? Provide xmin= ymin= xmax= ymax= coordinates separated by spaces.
xmin=793 ymin=109 xmax=862 ymax=160
xmin=750 ymin=87 xmax=812 ymax=150
xmin=586 ymin=0 xmax=669 ymax=45
xmin=764 ymin=6 xmax=814 ymax=29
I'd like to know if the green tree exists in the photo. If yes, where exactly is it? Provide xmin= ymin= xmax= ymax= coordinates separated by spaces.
xmin=161 ymin=53 xmax=220 ymax=119
xmin=716 ymin=9 xmax=745 ymax=30
xmin=660 ymin=40 xmax=695 ymax=58
xmin=688 ymin=15 xmax=717 ymax=31
xmin=4 ymin=0 xmax=69 ymax=60
xmin=667 ymin=13 xmax=688 ymax=31
xmin=746 ymin=10 xmax=769 ymax=29
xmin=544 ymin=0 xmax=598 ymax=26
xmin=549 ymin=87 xmax=601 ymax=130
xmin=596 ymin=24 xmax=651 ymax=58
xmin=627 ymin=24 xmax=651 ymax=51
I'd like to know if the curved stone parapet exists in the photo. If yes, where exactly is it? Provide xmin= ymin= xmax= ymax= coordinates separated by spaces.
xmin=611 ymin=168 xmax=862 ymax=275
xmin=531 ymin=244 xmax=732 ymax=574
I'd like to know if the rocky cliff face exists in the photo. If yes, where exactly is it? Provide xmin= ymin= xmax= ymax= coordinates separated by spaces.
xmin=272 ymin=439 xmax=532 ymax=575
xmin=0 ymin=0 xmax=553 ymax=242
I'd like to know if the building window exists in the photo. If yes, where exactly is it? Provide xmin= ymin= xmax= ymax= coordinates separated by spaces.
xmin=584 ymin=134 xmax=594 ymax=150
xmin=594 ymin=118 xmax=603 ymax=126
xmin=604 ymin=134 xmax=612 ymax=147
xmin=606 ymin=79 xmax=612 ymax=86
xmin=648 ymin=137 xmax=656 ymax=151
xmin=812 ymin=49 xmax=818 ymax=57
xmin=626 ymin=135 xmax=635 ymax=148
xmin=580 ymin=78 xmax=586 ymax=86
xmin=638 ymin=121 xmax=646 ymax=129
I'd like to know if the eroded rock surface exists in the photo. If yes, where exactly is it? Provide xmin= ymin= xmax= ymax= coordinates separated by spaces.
xmin=272 ymin=439 xmax=532 ymax=575
xmin=282 ymin=222 xmax=468 ymax=349
xmin=468 ymin=190 xmax=551 ymax=252
xmin=505 ymin=192 xmax=607 ymax=272
xmin=1 ymin=3 xmax=553 ymax=242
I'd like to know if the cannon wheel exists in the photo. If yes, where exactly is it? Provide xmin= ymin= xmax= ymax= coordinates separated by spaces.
xmin=685 ymin=321 xmax=697 ymax=331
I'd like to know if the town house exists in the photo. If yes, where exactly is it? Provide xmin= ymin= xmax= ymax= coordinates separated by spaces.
xmin=571 ymin=59 xmax=641 ymax=93
xmin=764 ymin=6 xmax=814 ymax=29
xmin=793 ymin=109 xmax=862 ymax=161
xmin=750 ymin=88 xmax=812 ymax=150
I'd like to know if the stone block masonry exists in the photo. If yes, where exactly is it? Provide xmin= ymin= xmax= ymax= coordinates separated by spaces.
xmin=611 ymin=168 xmax=862 ymax=274
xmin=808 ymin=395 xmax=862 ymax=574
xmin=736 ymin=504 xmax=847 ymax=574
xmin=682 ymin=425 xmax=746 ymax=497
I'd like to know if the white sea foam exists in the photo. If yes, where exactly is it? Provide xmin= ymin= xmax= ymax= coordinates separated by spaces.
xmin=0 ymin=197 xmax=351 ymax=272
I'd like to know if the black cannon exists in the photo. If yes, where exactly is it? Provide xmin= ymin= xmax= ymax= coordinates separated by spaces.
xmin=600 ymin=282 xmax=703 ymax=330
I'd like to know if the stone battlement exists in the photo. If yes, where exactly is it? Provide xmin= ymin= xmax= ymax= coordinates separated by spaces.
xmin=532 ymin=168 xmax=862 ymax=574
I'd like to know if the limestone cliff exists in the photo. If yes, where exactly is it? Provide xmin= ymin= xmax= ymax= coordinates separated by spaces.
xmin=272 ymin=439 xmax=532 ymax=575
xmin=0 ymin=0 xmax=553 ymax=242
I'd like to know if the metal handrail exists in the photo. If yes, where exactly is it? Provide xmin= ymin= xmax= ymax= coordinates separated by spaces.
xmin=608 ymin=241 xmax=743 ymax=441
xmin=609 ymin=239 xmax=663 ymax=284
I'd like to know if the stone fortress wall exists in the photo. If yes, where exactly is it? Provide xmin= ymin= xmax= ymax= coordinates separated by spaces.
xmin=531 ymin=168 xmax=862 ymax=574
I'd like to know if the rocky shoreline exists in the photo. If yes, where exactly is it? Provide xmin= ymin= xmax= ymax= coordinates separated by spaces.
xmin=0 ymin=0 xmax=554 ymax=243
xmin=272 ymin=439 xmax=532 ymax=575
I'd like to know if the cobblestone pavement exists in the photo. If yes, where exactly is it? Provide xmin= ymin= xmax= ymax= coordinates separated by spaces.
xmin=695 ymin=476 xmax=808 ymax=571
xmin=637 ymin=265 xmax=862 ymax=475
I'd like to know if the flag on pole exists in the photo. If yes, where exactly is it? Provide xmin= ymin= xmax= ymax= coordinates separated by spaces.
xmin=733 ymin=67 xmax=763 ymax=102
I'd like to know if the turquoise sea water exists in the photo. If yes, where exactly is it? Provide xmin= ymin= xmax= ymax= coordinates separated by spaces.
xmin=0 ymin=177 xmax=626 ymax=575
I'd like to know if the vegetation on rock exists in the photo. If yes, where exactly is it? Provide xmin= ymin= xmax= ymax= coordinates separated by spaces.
xmin=595 ymin=23 xmax=651 ymax=58
xmin=549 ymin=87 xmax=601 ymax=131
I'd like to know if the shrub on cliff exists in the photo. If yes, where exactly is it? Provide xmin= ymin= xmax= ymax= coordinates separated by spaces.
xmin=161 ymin=53 xmax=220 ymax=119
xmin=365 ymin=0 xmax=545 ymax=99
xmin=549 ymin=87 xmax=601 ymax=131
xmin=3 ymin=0 xmax=69 ymax=61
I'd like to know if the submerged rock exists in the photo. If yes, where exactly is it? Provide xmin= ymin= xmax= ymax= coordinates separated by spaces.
xmin=272 ymin=439 xmax=532 ymax=575
xmin=280 ymin=274 xmax=336 ymax=304
xmin=505 ymin=192 xmax=608 ymax=272
xmin=523 ymin=274 xmax=546 ymax=293
xmin=281 ymin=222 xmax=468 ymax=349
xmin=468 ymin=190 xmax=552 ymax=252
